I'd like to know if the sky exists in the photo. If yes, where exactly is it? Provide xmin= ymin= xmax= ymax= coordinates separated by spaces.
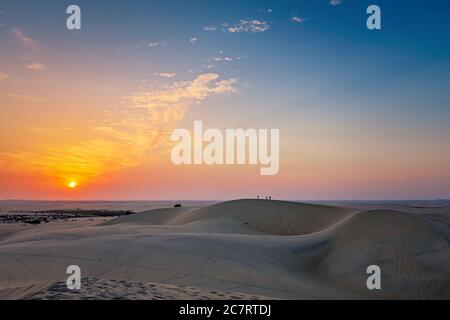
xmin=0 ymin=0 xmax=450 ymax=200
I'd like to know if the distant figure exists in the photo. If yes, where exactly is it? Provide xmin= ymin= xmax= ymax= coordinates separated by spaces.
xmin=265 ymin=197 xmax=268 ymax=200
xmin=174 ymin=204 xmax=182 ymax=208
xmin=269 ymin=196 xmax=272 ymax=200
xmin=257 ymin=195 xmax=259 ymax=199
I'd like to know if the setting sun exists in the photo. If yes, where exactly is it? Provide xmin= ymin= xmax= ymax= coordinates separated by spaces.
xmin=68 ymin=181 xmax=77 ymax=189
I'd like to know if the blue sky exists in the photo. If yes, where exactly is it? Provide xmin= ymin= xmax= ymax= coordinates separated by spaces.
xmin=2 ymin=0 xmax=449 ymax=110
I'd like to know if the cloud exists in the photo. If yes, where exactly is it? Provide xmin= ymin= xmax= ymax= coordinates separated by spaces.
xmin=27 ymin=62 xmax=46 ymax=71
xmin=128 ymin=73 xmax=238 ymax=110
xmin=148 ymin=41 xmax=166 ymax=47
xmin=1 ymin=139 xmax=145 ymax=185
xmin=0 ymin=73 xmax=238 ymax=185
xmin=225 ymin=19 xmax=270 ymax=33
xmin=258 ymin=8 xmax=273 ymax=14
xmin=190 ymin=37 xmax=198 ymax=44
xmin=203 ymin=26 xmax=217 ymax=32
xmin=0 ymin=71 xmax=8 ymax=81
xmin=154 ymin=72 xmax=176 ymax=78
xmin=212 ymin=56 xmax=233 ymax=62
xmin=12 ymin=27 xmax=36 ymax=48
xmin=330 ymin=0 xmax=342 ymax=6
xmin=291 ymin=16 xmax=307 ymax=23
xmin=115 ymin=45 xmax=129 ymax=54
xmin=115 ymin=41 xmax=166 ymax=54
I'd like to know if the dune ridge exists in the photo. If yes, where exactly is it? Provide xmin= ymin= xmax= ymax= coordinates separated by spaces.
xmin=103 ymin=199 xmax=357 ymax=235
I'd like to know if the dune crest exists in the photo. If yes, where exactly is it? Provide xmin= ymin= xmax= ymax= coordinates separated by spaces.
xmin=104 ymin=199 xmax=357 ymax=235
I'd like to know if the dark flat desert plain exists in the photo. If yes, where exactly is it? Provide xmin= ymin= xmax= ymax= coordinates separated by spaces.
xmin=0 ymin=199 xmax=449 ymax=300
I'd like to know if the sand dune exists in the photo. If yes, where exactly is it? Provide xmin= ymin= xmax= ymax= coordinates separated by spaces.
xmin=315 ymin=209 xmax=450 ymax=299
xmin=104 ymin=199 xmax=356 ymax=235
xmin=0 ymin=199 xmax=448 ymax=299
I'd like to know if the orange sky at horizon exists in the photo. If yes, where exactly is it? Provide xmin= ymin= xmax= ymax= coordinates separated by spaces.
xmin=2 ymin=73 xmax=450 ymax=201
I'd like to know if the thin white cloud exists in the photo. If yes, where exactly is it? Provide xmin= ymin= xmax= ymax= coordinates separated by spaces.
xmin=258 ymin=8 xmax=273 ymax=14
xmin=154 ymin=72 xmax=176 ymax=78
xmin=291 ymin=16 xmax=307 ymax=23
xmin=225 ymin=19 xmax=270 ymax=33
xmin=206 ymin=54 xmax=244 ymax=70
xmin=212 ymin=56 xmax=233 ymax=62
xmin=148 ymin=41 xmax=166 ymax=47
xmin=330 ymin=0 xmax=342 ymax=6
xmin=116 ymin=41 xmax=166 ymax=54
xmin=203 ymin=26 xmax=217 ymax=32
xmin=190 ymin=37 xmax=198 ymax=44
xmin=27 ymin=62 xmax=46 ymax=71
xmin=115 ymin=45 xmax=129 ymax=54
xmin=0 ymin=71 xmax=8 ymax=81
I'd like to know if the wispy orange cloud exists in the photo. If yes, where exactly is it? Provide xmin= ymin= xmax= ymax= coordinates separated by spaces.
xmin=12 ymin=27 xmax=37 ymax=49
xmin=27 ymin=62 xmax=46 ymax=71
xmin=0 ymin=73 xmax=238 ymax=188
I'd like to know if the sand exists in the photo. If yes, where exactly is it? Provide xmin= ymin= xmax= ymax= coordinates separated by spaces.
xmin=0 ymin=199 xmax=449 ymax=300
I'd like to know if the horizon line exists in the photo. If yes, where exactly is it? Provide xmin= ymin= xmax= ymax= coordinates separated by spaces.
xmin=1 ymin=198 xmax=449 ymax=202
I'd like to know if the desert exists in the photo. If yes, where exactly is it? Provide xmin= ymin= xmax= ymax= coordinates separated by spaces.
xmin=0 ymin=199 xmax=448 ymax=300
